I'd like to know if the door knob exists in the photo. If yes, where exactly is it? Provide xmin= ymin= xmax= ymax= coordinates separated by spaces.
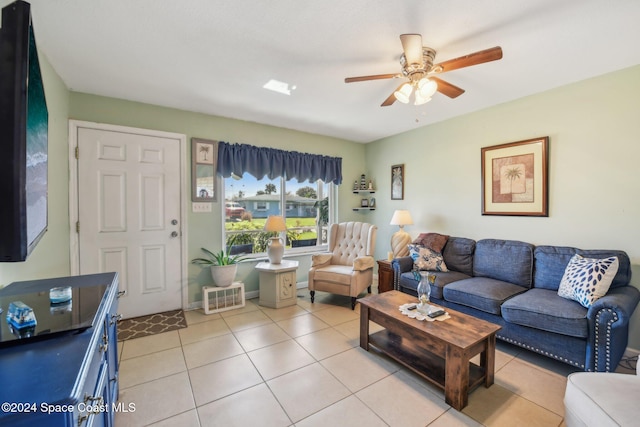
xmin=170 ymin=231 xmax=179 ymax=238
xmin=171 ymin=219 xmax=178 ymax=225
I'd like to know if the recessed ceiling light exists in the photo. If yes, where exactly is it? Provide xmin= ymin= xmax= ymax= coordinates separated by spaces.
xmin=263 ymin=79 xmax=295 ymax=95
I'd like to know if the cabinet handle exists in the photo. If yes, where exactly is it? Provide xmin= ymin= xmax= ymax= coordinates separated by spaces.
xmin=77 ymin=414 xmax=88 ymax=426
xmin=84 ymin=394 xmax=103 ymax=404
xmin=117 ymin=290 xmax=126 ymax=298
xmin=99 ymin=342 xmax=109 ymax=353
xmin=111 ymin=313 xmax=123 ymax=325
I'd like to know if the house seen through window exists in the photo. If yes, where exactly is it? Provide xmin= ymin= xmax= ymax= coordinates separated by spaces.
xmin=223 ymin=173 xmax=333 ymax=256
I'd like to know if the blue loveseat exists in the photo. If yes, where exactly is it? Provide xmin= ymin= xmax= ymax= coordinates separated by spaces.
xmin=392 ymin=237 xmax=640 ymax=372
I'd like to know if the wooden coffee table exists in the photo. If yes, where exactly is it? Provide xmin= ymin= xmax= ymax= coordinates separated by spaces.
xmin=359 ymin=290 xmax=501 ymax=410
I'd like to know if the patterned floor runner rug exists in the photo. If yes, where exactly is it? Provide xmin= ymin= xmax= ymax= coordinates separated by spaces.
xmin=118 ymin=309 xmax=187 ymax=341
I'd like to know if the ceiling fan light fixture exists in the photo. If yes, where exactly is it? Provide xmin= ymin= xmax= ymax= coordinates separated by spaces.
xmin=414 ymin=92 xmax=432 ymax=105
xmin=417 ymin=77 xmax=438 ymax=98
xmin=394 ymin=83 xmax=412 ymax=103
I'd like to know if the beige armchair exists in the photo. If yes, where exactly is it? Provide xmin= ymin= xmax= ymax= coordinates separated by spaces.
xmin=309 ymin=222 xmax=377 ymax=309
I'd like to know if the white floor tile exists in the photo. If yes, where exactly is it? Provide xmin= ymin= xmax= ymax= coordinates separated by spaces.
xmin=267 ymin=363 xmax=350 ymax=422
xmin=189 ymin=354 xmax=263 ymax=406
xmin=119 ymin=347 xmax=186 ymax=389
xmin=356 ymin=370 xmax=450 ymax=427
xmin=197 ymin=383 xmax=290 ymax=427
xmin=247 ymin=339 xmax=315 ymax=380
xmin=116 ymin=372 xmax=195 ymax=427
xmin=182 ymin=333 xmax=245 ymax=369
xmin=295 ymin=395 xmax=387 ymax=427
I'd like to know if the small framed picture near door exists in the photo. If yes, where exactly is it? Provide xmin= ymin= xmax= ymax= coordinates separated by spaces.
xmin=481 ymin=136 xmax=549 ymax=216
xmin=391 ymin=164 xmax=404 ymax=200
xmin=192 ymin=138 xmax=217 ymax=202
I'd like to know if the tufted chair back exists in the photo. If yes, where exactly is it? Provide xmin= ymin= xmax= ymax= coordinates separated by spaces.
xmin=308 ymin=221 xmax=377 ymax=309
xmin=328 ymin=222 xmax=377 ymax=266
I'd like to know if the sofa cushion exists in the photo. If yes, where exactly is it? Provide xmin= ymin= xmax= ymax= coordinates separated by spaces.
xmin=408 ymin=244 xmax=449 ymax=272
xmin=502 ymin=288 xmax=588 ymax=338
xmin=534 ymin=246 xmax=631 ymax=291
xmin=443 ymin=277 xmax=527 ymax=315
xmin=442 ymin=237 xmax=476 ymax=276
xmin=557 ymin=254 xmax=619 ymax=308
xmin=412 ymin=232 xmax=449 ymax=253
xmin=473 ymin=239 xmax=534 ymax=288
xmin=399 ymin=270 xmax=471 ymax=299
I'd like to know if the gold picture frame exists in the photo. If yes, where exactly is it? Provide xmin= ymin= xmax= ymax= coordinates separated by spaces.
xmin=191 ymin=138 xmax=217 ymax=202
xmin=391 ymin=164 xmax=404 ymax=200
xmin=481 ymin=137 xmax=549 ymax=216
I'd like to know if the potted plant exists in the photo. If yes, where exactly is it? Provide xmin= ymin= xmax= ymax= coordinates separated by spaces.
xmin=191 ymin=247 xmax=246 ymax=287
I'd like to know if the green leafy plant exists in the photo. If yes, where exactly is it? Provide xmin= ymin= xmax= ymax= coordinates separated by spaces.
xmin=191 ymin=247 xmax=246 ymax=266
xmin=192 ymin=236 xmax=249 ymax=266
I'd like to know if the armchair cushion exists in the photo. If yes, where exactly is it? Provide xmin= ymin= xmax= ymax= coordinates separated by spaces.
xmin=314 ymin=265 xmax=354 ymax=286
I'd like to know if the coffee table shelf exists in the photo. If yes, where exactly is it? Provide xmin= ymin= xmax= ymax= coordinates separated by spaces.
xmin=368 ymin=329 xmax=486 ymax=392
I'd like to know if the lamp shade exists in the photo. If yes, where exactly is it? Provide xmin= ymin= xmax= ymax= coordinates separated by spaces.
xmin=390 ymin=210 xmax=413 ymax=226
xmin=264 ymin=215 xmax=287 ymax=232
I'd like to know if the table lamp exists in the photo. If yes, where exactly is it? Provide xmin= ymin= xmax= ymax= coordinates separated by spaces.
xmin=264 ymin=215 xmax=287 ymax=264
xmin=390 ymin=209 xmax=413 ymax=258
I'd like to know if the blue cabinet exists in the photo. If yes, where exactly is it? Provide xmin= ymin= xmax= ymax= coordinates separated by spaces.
xmin=0 ymin=273 xmax=120 ymax=427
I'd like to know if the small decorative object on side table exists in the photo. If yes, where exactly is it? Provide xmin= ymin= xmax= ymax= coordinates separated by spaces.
xmin=256 ymin=260 xmax=299 ymax=308
xmin=376 ymin=259 xmax=394 ymax=293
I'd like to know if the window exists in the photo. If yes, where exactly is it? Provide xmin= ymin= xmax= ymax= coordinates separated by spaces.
xmin=223 ymin=174 xmax=334 ymax=256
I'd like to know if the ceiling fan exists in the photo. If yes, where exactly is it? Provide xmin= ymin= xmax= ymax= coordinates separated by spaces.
xmin=345 ymin=34 xmax=503 ymax=106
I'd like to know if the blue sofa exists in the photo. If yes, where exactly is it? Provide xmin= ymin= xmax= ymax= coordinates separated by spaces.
xmin=392 ymin=237 xmax=640 ymax=372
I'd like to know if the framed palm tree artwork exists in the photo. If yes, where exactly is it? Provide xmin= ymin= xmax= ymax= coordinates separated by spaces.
xmin=192 ymin=138 xmax=218 ymax=202
xmin=481 ymin=137 xmax=549 ymax=216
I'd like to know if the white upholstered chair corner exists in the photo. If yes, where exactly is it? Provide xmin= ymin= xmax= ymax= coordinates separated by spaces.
xmin=308 ymin=222 xmax=377 ymax=309
xmin=564 ymin=358 xmax=640 ymax=426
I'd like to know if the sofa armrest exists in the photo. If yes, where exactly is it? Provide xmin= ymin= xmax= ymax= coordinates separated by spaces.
xmin=586 ymin=286 xmax=640 ymax=371
xmin=353 ymin=256 xmax=374 ymax=271
xmin=311 ymin=253 xmax=332 ymax=268
xmin=391 ymin=256 xmax=413 ymax=291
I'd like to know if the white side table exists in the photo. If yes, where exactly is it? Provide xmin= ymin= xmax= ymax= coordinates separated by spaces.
xmin=255 ymin=260 xmax=299 ymax=308
xmin=203 ymin=282 xmax=245 ymax=314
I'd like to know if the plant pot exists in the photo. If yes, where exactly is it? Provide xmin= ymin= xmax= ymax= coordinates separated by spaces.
xmin=210 ymin=264 xmax=238 ymax=287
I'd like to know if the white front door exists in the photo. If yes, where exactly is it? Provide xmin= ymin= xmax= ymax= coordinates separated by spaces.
xmin=74 ymin=124 xmax=184 ymax=319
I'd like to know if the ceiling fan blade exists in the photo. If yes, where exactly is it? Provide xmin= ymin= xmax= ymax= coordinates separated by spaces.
xmin=345 ymin=73 xmax=399 ymax=83
xmin=381 ymin=83 xmax=406 ymax=107
xmin=430 ymin=77 xmax=465 ymax=98
xmin=432 ymin=46 xmax=503 ymax=74
xmin=400 ymin=33 xmax=423 ymax=66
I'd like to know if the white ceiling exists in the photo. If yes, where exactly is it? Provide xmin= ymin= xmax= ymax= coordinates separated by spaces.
xmin=9 ymin=0 xmax=640 ymax=143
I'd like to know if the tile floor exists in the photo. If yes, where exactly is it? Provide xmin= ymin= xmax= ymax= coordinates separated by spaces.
xmin=115 ymin=287 xmax=635 ymax=427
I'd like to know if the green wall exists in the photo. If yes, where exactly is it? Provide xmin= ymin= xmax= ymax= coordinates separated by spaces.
xmin=365 ymin=64 xmax=640 ymax=349
xmin=67 ymin=93 xmax=368 ymax=304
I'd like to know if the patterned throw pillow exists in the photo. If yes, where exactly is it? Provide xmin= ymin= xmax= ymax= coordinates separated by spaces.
xmin=557 ymin=254 xmax=619 ymax=308
xmin=408 ymin=244 xmax=449 ymax=272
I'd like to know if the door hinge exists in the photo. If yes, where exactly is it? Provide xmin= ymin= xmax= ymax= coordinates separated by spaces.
xmin=75 ymin=146 xmax=79 ymax=159
xmin=76 ymin=221 xmax=80 ymax=233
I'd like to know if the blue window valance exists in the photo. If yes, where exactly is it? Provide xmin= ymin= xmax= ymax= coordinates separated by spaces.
xmin=217 ymin=142 xmax=342 ymax=185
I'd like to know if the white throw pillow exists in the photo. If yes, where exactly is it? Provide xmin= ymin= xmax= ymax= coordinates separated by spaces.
xmin=557 ymin=254 xmax=619 ymax=308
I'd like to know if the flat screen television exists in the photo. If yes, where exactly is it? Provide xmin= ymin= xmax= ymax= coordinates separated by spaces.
xmin=0 ymin=0 xmax=48 ymax=262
